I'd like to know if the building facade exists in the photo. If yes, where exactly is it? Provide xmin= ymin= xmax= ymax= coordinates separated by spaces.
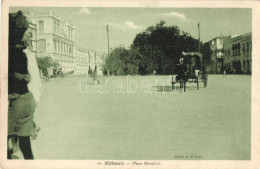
xmin=31 ymin=10 xmax=75 ymax=74
xmin=208 ymin=32 xmax=252 ymax=74
xmin=75 ymin=46 xmax=90 ymax=75
xmin=228 ymin=33 xmax=252 ymax=74
xmin=208 ymin=35 xmax=223 ymax=73
xmin=74 ymin=47 xmax=105 ymax=75
xmin=30 ymin=10 xmax=105 ymax=76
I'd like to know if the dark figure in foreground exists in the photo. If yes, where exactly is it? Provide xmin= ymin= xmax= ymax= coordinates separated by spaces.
xmin=8 ymin=11 xmax=41 ymax=160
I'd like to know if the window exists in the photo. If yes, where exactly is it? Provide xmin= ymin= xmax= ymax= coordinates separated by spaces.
xmin=58 ymin=42 xmax=61 ymax=54
xmin=54 ymin=21 xmax=60 ymax=35
xmin=54 ymin=40 xmax=56 ymax=53
xmin=55 ymin=41 xmax=58 ymax=53
xmin=69 ymin=28 xmax=71 ymax=39
xmin=69 ymin=28 xmax=72 ymax=40
xmin=54 ymin=21 xmax=56 ymax=34
xmin=70 ymin=46 xmax=73 ymax=55
xmin=67 ymin=44 xmax=69 ymax=55
xmin=57 ymin=23 xmax=60 ymax=35
xmin=232 ymin=45 xmax=235 ymax=56
xmin=64 ymin=44 xmax=67 ymax=55
xmin=64 ymin=43 xmax=66 ymax=54
xmin=39 ymin=21 xmax=44 ymax=33
xmin=61 ymin=43 xmax=63 ymax=54
xmin=235 ymin=44 xmax=238 ymax=55
xmin=38 ymin=39 xmax=46 ymax=53
xmin=238 ymin=43 xmax=240 ymax=55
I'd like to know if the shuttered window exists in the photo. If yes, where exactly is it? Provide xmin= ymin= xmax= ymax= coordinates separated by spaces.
xmin=38 ymin=39 xmax=46 ymax=53
xmin=39 ymin=21 xmax=44 ymax=33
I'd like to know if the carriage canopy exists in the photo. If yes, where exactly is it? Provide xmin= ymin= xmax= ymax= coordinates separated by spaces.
xmin=181 ymin=52 xmax=203 ymax=70
xmin=184 ymin=52 xmax=202 ymax=60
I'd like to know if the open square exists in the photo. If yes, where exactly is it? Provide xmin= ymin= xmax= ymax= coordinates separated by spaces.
xmin=31 ymin=75 xmax=251 ymax=160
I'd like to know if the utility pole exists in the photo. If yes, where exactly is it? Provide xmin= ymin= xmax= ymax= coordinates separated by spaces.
xmin=215 ymin=36 xmax=217 ymax=74
xmin=198 ymin=22 xmax=200 ymax=53
xmin=106 ymin=25 xmax=110 ymax=55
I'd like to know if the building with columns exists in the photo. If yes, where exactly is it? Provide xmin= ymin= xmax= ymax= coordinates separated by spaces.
xmin=74 ymin=47 xmax=106 ymax=75
xmin=75 ymin=46 xmax=90 ymax=75
xmin=228 ymin=32 xmax=252 ymax=74
xmin=31 ymin=10 xmax=75 ymax=74
xmin=208 ymin=32 xmax=252 ymax=74
xmin=19 ymin=10 xmax=105 ymax=76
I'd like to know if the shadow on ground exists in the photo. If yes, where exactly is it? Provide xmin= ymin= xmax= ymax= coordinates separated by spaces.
xmin=154 ymin=85 xmax=200 ymax=92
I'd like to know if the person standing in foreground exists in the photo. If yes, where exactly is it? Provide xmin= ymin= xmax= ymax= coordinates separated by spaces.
xmin=8 ymin=11 xmax=42 ymax=159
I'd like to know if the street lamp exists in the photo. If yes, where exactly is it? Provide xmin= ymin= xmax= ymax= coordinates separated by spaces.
xmin=198 ymin=22 xmax=200 ymax=53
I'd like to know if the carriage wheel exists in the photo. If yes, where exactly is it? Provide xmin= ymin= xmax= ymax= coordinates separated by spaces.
xmin=203 ymin=74 xmax=208 ymax=88
xmin=179 ymin=80 xmax=186 ymax=92
xmin=184 ymin=81 xmax=186 ymax=92
xmin=197 ymin=77 xmax=199 ymax=90
xmin=171 ymin=77 xmax=175 ymax=91
xmin=180 ymin=80 xmax=182 ymax=89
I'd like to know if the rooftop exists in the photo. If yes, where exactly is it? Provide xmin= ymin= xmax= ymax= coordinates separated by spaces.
xmin=32 ymin=10 xmax=74 ymax=28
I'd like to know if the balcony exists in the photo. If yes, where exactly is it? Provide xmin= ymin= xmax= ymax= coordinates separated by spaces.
xmin=216 ymin=52 xmax=223 ymax=59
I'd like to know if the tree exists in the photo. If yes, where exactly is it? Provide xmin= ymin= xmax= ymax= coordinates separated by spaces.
xmin=131 ymin=20 xmax=201 ymax=75
xmin=103 ymin=20 xmax=211 ymax=76
xmin=102 ymin=46 xmax=138 ymax=75
xmin=36 ymin=56 xmax=60 ymax=76
xmin=200 ymin=42 xmax=212 ymax=66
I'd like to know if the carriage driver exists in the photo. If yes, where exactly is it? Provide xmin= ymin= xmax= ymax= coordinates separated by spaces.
xmin=176 ymin=52 xmax=188 ymax=81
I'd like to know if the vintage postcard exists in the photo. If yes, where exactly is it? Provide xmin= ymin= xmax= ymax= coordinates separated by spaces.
xmin=1 ymin=0 xmax=260 ymax=169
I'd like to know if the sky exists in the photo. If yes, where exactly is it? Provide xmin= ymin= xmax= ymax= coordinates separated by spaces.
xmin=10 ymin=7 xmax=252 ymax=53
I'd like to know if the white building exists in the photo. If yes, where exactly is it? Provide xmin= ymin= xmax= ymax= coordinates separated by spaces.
xmin=74 ymin=47 xmax=105 ymax=75
xmin=29 ymin=10 xmax=105 ymax=76
xmin=31 ymin=10 xmax=75 ymax=74
xmin=75 ymin=46 xmax=90 ymax=75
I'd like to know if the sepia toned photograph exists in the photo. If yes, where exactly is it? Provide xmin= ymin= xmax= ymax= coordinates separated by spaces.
xmin=1 ymin=1 xmax=260 ymax=169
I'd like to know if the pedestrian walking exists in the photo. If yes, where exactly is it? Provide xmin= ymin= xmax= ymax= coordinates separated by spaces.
xmin=92 ymin=66 xmax=100 ymax=85
xmin=89 ymin=68 xmax=93 ymax=77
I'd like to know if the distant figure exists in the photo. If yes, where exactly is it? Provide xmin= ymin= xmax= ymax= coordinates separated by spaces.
xmin=92 ymin=66 xmax=100 ymax=85
xmin=89 ymin=68 xmax=93 ymax=77
xmin=88 ymin=66 xmax=91 ymax=77
xmin=153 ymin=70 xmax=156 ymax=75
xmin=43 ymin=69 xmax=49 ymax=81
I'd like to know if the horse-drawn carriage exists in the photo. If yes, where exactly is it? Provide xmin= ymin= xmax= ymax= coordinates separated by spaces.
xmin=171 ymin=52 xmax=208 ymax=92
